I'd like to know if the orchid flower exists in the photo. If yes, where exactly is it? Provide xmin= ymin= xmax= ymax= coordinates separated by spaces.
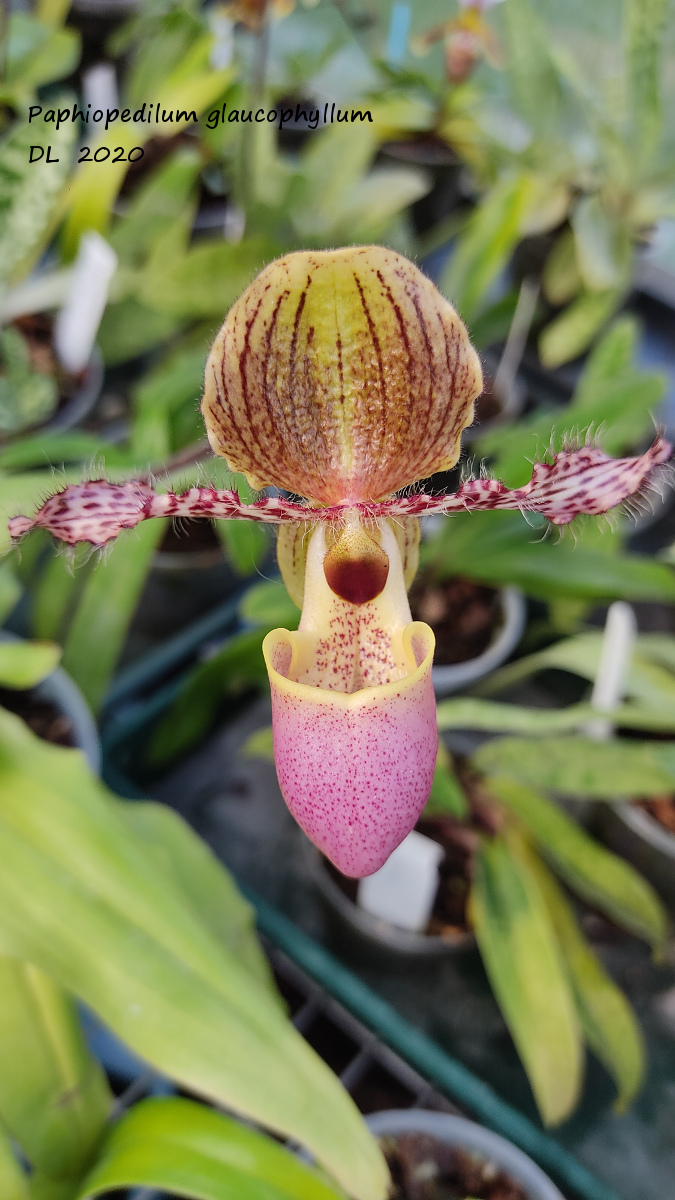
xmin=9 ymin=247 xmax=670 ymax=877
xmin=411 ymin=1 xmax=504 ymax=83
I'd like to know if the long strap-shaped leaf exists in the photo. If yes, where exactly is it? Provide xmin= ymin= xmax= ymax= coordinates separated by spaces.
xmin=77 ymin=1096 xmax=344 ymax=1200
xmin=481 ymin=774 xmax=668 ymax=950
xmin=521 ymin=847 xmax=645 ymax=1112
xmin=469 ymin=831 xmax=583 ymax=1126
xmin=0 ymin=708 xmax=387 ymax=1200
xmin=0 ymin=1119 xmax=29 ymax=1200
xmin=0 ymin=959 xmax=111 ymax=1185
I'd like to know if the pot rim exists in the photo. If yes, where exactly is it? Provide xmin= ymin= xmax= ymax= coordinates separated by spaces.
xmin=431 ymin=585 xmax=526 ymax=697
xmin=0 ymin=632 xmax=100 ymax=773
xmin=309 ymin=845 xmax=474 ymax=958
xmin=365 ymin=1109 xmax=565 ymax=1200
xmin=612 ymin=800 xmax=675 ymax=857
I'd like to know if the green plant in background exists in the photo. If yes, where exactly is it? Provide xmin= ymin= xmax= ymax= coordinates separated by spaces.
xmin=420 ymin=315 xmax=675 ymax=631
xmin=0 ymin=325 xmax=58 ymax=434
xmin=0 ymin=0 xmax=80 ymax=119
xmin=245 ymin=707 xmax=669 ymax=1127
xmin=0 ymin=635 xmax=386 ymax=1200
xmin=433 ymin=0 xmax=675 ymax=366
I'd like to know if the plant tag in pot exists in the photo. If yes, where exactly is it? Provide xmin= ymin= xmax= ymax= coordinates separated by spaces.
xmin=357 ymin=831 xmax=444 ymax=931
xmin=54 ymin=233 xmax=117 ymax=375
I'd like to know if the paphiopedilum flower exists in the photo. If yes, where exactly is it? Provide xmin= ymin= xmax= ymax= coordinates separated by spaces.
xmin=9 ymin=247 xmax=670 ymax=877
xmin=411 ymin=1 xmax=504 ymax=83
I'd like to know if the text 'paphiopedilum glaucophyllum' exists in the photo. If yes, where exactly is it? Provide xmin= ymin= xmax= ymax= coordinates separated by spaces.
xmin=9 ymin=247 xmax=670 ymax=876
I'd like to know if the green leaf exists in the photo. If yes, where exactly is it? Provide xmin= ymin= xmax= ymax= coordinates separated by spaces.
xmin=477 ymin=632 xmax=675 ymax=718
xmin=119 ymin=801 xmax=277 ymax=999
xmin=0 ymin=561 xmax=21 ymax=624
xmin=62 ymin=519 xmax=168 ymax=713
xmin=32 ymin=549 xmax=90 ymax=644
xmin=78 ymin=1096 xmax=345 ymax=1200
xmin=476 ymin=315 xmax=664 ymax=485
xmin=538 ymin=288 xmax=623 ymax=368
xmin=525 ymin=852 xmax=645 ymax=1112
xmin=436 ymin=696 xmax=675 ymax=736
xmin=423 ymin=748 xmax=468 ymax=820
xmin=0 ymin=959 xmax=111 ymax=1183
xmin=7 ymin=19 xmax=80 ymax=93
xmin=109 ymin=148 xmax=201 ymax=269
xmin=572 ymin=315 xmax=637 ymax=406
xmin=217 ymin=518 xmax=269 ymax=577
xmin=61 ymin=63 xmax=235 ymax=259
xmin=0 ymin=1120 xmax=28 ymax=1200
xmin=296 ymin=121 xmax=376 ymax=235
xmin=0 ymin=107 xmax=76 ymax=287
xmin=440 ymin=175 xmax=535 ymax=322
xmin=138 ymin=237 xmax=274 ymax=318
xmin=474 ymin=734 xmax=675 ymax=799
xmin=0 ymin=708 xmax=387 ymax=1200
xmin=130 ymin=345 xmax=207 ymax=462
xmin=240 ymin=580 xmax=299 ymax=629
xmin=571 ymin=197 xmax=629 ymax=292
xmin=328 ymin=167 xmax=429 ymax=244
xmin=0 ymin=641 xmax=61 ymax=688
xmin=425 ymin=511 xmax=675 ymax=603
xmin=240 ymin=726 xmax=275 ymax=762
xmin=0 ymin=433 xmax=124 ymax=473
xmin=469 ymin=831 xmax=583 ymax=1126
xmin=481 ymin=774 xmax=668 ymax=949
xmin=97 ymin=299 xmax=183 ymax=366
xmin=542 ymin=229 xmax=582 ymax=306
xmin=437 ymin=698 xmax=593 ymax=736
xmin=146 ymin=627 xmax=270 ymax=768
xmin=624 ymin=0 xmax=666 ymax=163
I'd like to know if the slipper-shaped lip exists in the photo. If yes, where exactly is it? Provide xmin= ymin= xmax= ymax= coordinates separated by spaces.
xmin=263 ymin=622 xmax=438 ymax=879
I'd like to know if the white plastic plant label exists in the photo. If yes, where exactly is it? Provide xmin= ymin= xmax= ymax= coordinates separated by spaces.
xmin=357 ymin=830 xmax=444 ymax=932
xmin=587 ymin=601 xmax=637 ymax=741
xmin=54 ymin=233 xmax=117 ymax=375
xmin=82 ymin=63 xmax=119 ymax=127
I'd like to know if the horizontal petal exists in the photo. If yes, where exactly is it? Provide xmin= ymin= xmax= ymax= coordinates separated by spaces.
xmin=7 ymin=481 xmax=311 ymax=546
xmin=264 ymin=621 xmax=437 ymax=878
xmin=374 ymin=438 xmax=672 ymax=525
xmin=11 ymin=439 xmax=667 ymax=546
xmin=202 ymin=246 xmax=482 ymax=505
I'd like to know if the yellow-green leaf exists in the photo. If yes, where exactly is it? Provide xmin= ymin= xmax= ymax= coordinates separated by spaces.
xmin=482 ymin=775 xmax=668 ymax=950
xmin=0 ymin=959 xmax=111 ymax=1181
xmin=0 ymin=640 xmax=60 ymax=689
xmin=0 ymin=709 xmax=387 ymax=1200
xmin=469 ymin=832 xmax=583 ymax=1126
xmin=78 ymin=1096 xmax=345 ymax=1200
xmin=524 ymin=853 xmax=645 ymax=1112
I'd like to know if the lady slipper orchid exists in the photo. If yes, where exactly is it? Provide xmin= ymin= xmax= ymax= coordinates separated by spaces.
xmin=9 ymin=246 xmax=671 ymax=877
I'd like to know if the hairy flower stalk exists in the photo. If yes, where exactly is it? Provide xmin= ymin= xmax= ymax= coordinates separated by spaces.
xmin=9 ymin=247 xmax=671 ymax=876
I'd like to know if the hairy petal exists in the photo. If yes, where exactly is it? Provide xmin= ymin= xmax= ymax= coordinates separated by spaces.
xmin=202 ymin=246 xmax=482 ymax=505
xmin=8 ymin=481 xmax=312 ymax=546
xmin=10 ymin=441 xmax=668 ymax=547
xmin=374 ymin=439 xmax=672 ymax=525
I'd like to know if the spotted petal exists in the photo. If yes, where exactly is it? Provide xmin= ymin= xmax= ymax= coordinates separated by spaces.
xmin=9 ymin=440 xmax=669 ymax=546
xmin=201 ymin=246 xmax=482 ymax=506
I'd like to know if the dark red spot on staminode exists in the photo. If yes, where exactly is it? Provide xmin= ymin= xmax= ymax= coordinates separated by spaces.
xmin=324 ymin=545 xmax=389 ymax=605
